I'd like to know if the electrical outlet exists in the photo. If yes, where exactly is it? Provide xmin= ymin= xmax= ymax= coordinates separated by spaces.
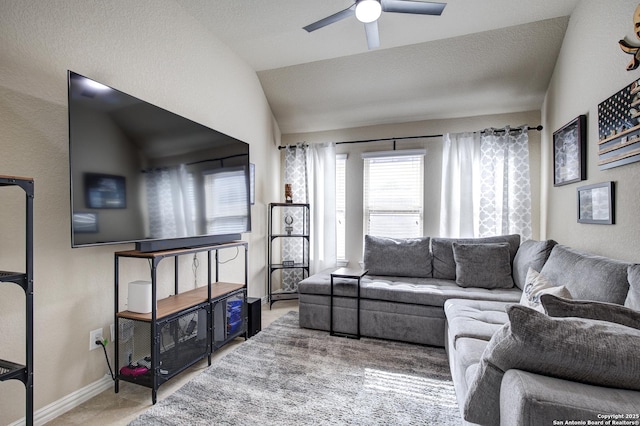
xmin=90 ymin=328 xmax=103 ymax=351
xmin=110 ymin=323 xmax=115 ymax=343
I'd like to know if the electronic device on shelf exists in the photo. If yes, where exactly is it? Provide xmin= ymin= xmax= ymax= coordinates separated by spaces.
xmin=67 ymin=71 xmax=252 ymax=251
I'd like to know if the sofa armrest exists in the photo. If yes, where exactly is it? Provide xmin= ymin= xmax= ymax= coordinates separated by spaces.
xmin=500 ymin=369 xmax=640 ymax=426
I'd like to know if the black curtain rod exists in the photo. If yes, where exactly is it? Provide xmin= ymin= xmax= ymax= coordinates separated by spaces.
xmin=277 ymin=125 xmax=543 ymax=150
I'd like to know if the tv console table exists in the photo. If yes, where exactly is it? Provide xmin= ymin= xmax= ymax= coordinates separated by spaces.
xmin=114 ymin=241 xmax=248 ymax=404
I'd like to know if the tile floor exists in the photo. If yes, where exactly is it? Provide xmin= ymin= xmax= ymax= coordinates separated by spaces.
xmin=45 ymin=300 xmax=299 ymax=426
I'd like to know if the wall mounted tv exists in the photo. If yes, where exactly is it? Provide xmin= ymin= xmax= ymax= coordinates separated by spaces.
xmin=68 ymin=71 xmax=251 ymax=251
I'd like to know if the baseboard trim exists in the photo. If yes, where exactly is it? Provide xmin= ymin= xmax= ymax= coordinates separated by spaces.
xmin=9 ymin=374 xmax=113 ymax=426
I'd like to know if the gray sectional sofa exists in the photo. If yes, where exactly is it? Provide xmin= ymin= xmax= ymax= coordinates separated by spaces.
xmin=297 ymin=235 xmax=640 ymax=425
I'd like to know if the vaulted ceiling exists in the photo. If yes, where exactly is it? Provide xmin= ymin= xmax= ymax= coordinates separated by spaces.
xmin=175 ymin=0 xmax=580 ymax=134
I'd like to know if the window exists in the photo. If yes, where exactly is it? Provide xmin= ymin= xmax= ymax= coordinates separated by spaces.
xmin=363 ymin=150 xmax=424 ymax=238
xmin=336 ymin=154 xmax=347 ymax=260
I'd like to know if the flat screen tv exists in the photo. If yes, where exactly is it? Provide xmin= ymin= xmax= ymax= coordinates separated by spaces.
xmin=68 ymin=71 xmax=251 ymax=251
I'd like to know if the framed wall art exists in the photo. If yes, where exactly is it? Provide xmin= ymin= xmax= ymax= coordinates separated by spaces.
xmin=577 ymin=181 xmax=615 ymax=225
xmin=553 ymin=115 xmax=587 ymax=186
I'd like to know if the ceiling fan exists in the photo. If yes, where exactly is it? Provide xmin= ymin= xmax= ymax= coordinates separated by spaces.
xmin=303 ymin=0 xmax=447 ymax=50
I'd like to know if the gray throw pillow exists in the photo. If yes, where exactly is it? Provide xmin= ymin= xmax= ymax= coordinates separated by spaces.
xmin=541 ymin=294 xmax=640 ymax=330
xmin=432 ymin=234 xmax=521 ymax=280
xmin=463 ymin=304 xmax=640 ymax=425
xmin=363 ymin=235 xmax=432 ymax=278
xmin=519 ymin=268 xmax=571 ymax=313
xmin=512 ymin=239 xmax=557 ymax=290
xmin=626 ymin=264 xmax=640 ymax=311
xmin=452 ymin=243 xmax=514 ymax=289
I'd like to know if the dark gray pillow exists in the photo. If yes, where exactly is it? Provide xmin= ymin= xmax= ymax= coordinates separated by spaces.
xmin=541 ymin=294 xmax=640 ymax=329
xmin=432 ymin=234 xmax=521 ymax=280
xmin=463 ymin=304 xmax=640 ymax=425
xmin=512 ymin=239 xmax=557 ymax=290
xmin=626 ymin=264 xmax=640 ymax=311
xmin=539 ymin=245 xmax=631 ymax=304
xmin=363 ymin=235 xmax=432 ymax=278
xmin=452 ymin=243 xmax=514 ymax=289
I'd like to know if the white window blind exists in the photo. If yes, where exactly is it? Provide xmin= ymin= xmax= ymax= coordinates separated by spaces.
xmin=336 ymin=154 xmax=347 ymax=260
xmin=363 ymin=150 xmax=424 ymax=238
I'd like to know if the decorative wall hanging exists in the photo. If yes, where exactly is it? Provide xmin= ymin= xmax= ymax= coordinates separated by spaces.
xmin=577 ymin=181 xmax=615 ymax=225
xmin=619 ymin=4 xmax=640 ymax=70
xmin=597 ymin=79 xmax=640 ymax=170
xmin=553 ymin=115 xmax=587 ymax=186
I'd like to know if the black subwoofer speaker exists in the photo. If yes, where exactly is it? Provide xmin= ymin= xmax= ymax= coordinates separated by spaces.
xmin=247 ymin=297 xmax=262 ymax=337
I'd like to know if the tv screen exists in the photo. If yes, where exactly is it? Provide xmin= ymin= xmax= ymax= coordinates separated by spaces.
xmin=68 ymin=71 xmax=251 ymax=250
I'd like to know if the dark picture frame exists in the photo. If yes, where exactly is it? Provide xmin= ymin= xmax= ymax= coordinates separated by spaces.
xmin=577 ymin=181 xmax=615 ymax=225
xmin=84 ymin=173 xmax=126 ymax=209
xmin=553 ymin=115 xmax=587 ymax=186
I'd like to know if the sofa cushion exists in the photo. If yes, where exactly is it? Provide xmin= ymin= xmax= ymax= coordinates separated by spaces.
xmin=432 ymin=234 xmax=521 ymax=280
xmin=539 ymin=244 xmax=631 ymax=304
xmin=444 ymin=299 xmax=511 ymax=349
xmin=541 ymin=294 xmax=640 ymax=330
xmin=453 ymin=243 xmax=514 ymax=289
xmin=519 ymin=268 xmax=571 ymax=313
xmin=463 ymin=304 xmax=640 ymax=425
xmin=512 ymin=239 xmax=557 ymax=290
xmin=626 ymin=264 xmax=640 ymax=310
xmin=363 ymin=235 xmax=432 ymax=278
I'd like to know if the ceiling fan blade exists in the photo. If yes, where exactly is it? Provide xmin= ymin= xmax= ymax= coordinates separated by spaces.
xmin=303 ymin=4 xmax=356 ymax=32
xmin=380 ymin=0 xmax=446 ymax=15
xmin=364 ymin=21 xmax=380 ymax=50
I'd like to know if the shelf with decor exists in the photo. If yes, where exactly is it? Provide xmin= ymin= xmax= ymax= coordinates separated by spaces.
xmin=267 ymin=203 xmax=310 ymax=308
xmin=114 ymin=241 xmax=247 ymax=404
xmin=0 ymin=175 xmax=34 ymax=425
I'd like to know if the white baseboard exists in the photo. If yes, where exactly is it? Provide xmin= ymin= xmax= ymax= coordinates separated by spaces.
xmin=9 ymin=374 xmax=113 ymax=426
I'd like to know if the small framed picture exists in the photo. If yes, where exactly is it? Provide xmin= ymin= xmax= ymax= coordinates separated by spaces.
xmin=553 ymin=115 xmax=587 ymax=186
xmin=577 ymin=181 xmax=615 ymax=225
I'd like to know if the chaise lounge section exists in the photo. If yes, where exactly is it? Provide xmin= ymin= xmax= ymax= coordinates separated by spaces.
xmin=298 ymin=235 xmax=640 ymax=425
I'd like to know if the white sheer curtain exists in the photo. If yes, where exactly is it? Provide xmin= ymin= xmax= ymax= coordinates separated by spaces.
xmin=439 ymin=132 xmax=481 ymax=237
xmin=440 ymin=127 xmax=532 ymax=240
xmin=307 ymin=143 xmax=337 ymax=273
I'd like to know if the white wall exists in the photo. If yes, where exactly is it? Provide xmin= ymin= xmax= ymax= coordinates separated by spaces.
xmin=542 ymin=0 xmax=640 ymax=261
xmin=283 ymin=110 xmax=541 ymax=266
xmin=0 ymin=1 xmax=280 ymax=423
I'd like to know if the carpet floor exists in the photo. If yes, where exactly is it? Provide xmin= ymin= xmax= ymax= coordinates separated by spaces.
xmin=129 ymin=311 xmax=461 ymax=425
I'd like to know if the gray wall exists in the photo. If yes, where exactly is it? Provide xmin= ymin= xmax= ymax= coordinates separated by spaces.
xmin=542 ymin=0 xmax=640 ymax=261
xmin=0 ymin=1 xmax=280 ymax=423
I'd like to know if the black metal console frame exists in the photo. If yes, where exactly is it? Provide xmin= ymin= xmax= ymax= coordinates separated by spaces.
xmin=114 ymin=241 xmax=248 ymax=404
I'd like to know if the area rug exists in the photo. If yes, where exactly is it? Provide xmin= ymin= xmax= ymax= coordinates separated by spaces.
xmin=129 ymin=311 xmax=461 ymax=425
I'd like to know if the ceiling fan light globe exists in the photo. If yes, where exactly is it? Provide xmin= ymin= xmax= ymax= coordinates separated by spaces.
xmin=355 ymin=0 xmax=382 ymax=23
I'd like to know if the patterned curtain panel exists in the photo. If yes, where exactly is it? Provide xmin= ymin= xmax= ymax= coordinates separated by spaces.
xmin=440 ymin=127 xmax=532 ymax=240
xmin=479 ymin=127 xmax=532 ymax=239
xmin=282 ymin=145 xmax=308 ymax=292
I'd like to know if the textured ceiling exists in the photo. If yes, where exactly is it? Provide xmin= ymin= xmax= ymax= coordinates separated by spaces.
xmin=175 ymin=0 xmax=579 ymax=134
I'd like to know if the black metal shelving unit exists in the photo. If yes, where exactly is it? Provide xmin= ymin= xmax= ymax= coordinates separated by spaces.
xmin=267 ymin=203 xmax=310 ymax=308
xmin=0 ymin=175 xmax=34 ymax=425
xmin=114 ymin=241 xmax=248 ymax=404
